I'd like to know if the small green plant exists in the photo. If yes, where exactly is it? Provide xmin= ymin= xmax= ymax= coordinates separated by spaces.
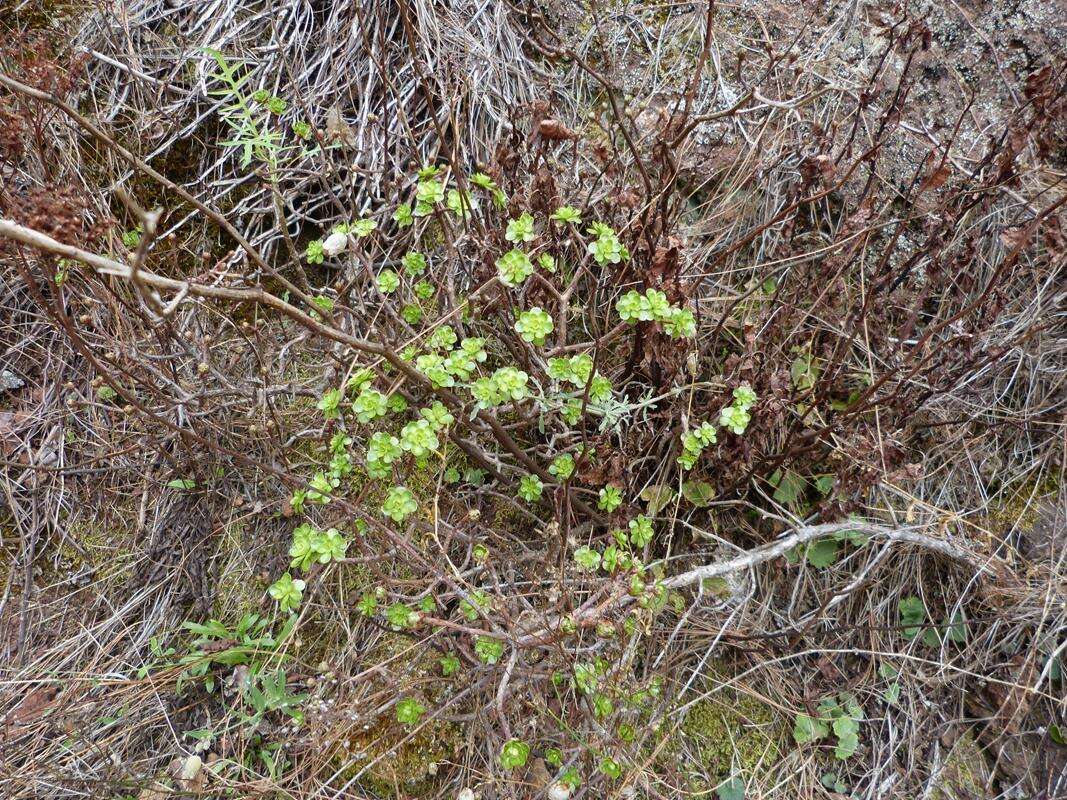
xmin=549 ymin=453 xmax=575 ymax=481
xmin=586 ymin=222 xmax=629 ymax=265
xmin=518 ymin=474 xmax=544 ymax=502
xmin=440 ymin=653 xmax=460 ymax=676
xmin=396 ymin=698 xmax=426 ymax=726
xmin=475 ymin=636 xmax=504 ymax=664
xmin=402 ymin=251 xmax=427 ymax=275
xmin=496 ymin=249 xmax=535 ymax=287
xmin=505 ymin=212 xmax=536 ymax=243
xmin=598 ymin=485 xmax=622 ymax=512
xmin=514 ymin=307 xmax=554 ymax=345
xmin=268 ymin=572 xmax=305 ymax=612
xmin=376 ymin=269 xmax=400 ymax=294
xmin=573 ymin=546 xmax=601 ymax=572
xmin=499 ymin=739 xmax=530 ymax=769
xmin=628 ymin=515 xmax=654 ymax=548
xmin=615 ymin=288 xmax=694 ymax=338
xmin=382 ymin=486 xmax=417 ymax=522
xmin=792 ymin=692 xmax=864 ymax=759
xmin=551 ymin=206 xmax=582 ymax=224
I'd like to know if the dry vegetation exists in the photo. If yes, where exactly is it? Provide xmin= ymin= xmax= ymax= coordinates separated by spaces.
xmin=0 ymin=1 xmax=1064 ymax=799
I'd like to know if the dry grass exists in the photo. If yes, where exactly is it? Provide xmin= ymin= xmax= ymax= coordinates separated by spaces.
xmin=0 ymin=1 xmax=1064 ymax=798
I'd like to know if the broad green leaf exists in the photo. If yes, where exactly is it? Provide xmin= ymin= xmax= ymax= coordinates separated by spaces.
xmin=806 ymin=538 xmax=839 ymax=568
xmin=946 ymin=610 xmax=968 ymax=643
xmin=792 ymin=713 xmax=828 ymax=744
xmin=898 ymin=596 xmax=926 ymax=640
xmin=769 ymin=469 xmax=805 ymax=507
xmin=716 ymin=776 xmax=745 ymax=800
xmin=883 ymin=682 xmax=901 ymax=706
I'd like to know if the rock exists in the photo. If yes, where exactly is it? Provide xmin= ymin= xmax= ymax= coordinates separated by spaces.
xmin=322 ymin=231 xmax=348 ymax=257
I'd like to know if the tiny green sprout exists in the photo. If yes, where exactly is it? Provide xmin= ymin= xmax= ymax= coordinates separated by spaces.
xmin=475 ymin=636 xmax=504 ymax=664
xmin=121 ymin=224 xmax=142 ymax=249
xmin=357 ymin=592 xmax=377 ymax=616
xmin=393 ymin=203 xmax=414 ymax=227
xmin=317 ymin=528 xmax=348 ymax=562
xmin=588 ymin=235 xmax=627 ymax=265
xmin=268 ymin=573 xmax=305 ymax=613
xmin=376 ymin=269 xmax=400 ymax=294
xmin=440 ymin=653 xmax=460 ymax=676
xmin=598 ymin=485 xmax=623 ymax=512
xmin=616 ymin=290 xmax=645 ymax=322
xmin=733 ymin=384 xmax=757 ymax=409
xmin=310 ymin=295 xmax=334 ymax=318
xmin=496 ymin=248 xmax=535 ymax=287
xmin=418 ymin=164 xmax=441 ymax=180
xmin=514 ymin=307 xmax=554 ymax=346
xmin=386 ymin=602 xmax=415 ymax=629
xmin=628 ymin=515 xmax=654 ymax=548
xmin=663 ymin=307 xmax=696 ymax=338
xmin=382 ymin=486 xmax=417 ymax=522
xmin=401 ymin=304 xmax=422 ymax=324
xmin=643 ymin=289 xmax=671 ymax=319
xmin=292 ymin=120 xmax=312 ymax=139
xmin=545 ymin=748 xmax=563 ymax=767
xmin=419 ymin=401 xmax=454 ymax=430
xmin=551 ymin=206 xmax=582 ymax=224
xmin=353 ymin=387 xmax=388 ymax=423
xmin=559 ymin=766 xmax=581 ymax=790
xmin=386 ymin=393 xmax=408 ymax=413
xmin=428 ymin=324 xmax=458 ymax=350
xmin=573 ymin=546 xmax=601 ymax=572
xmin=288 ymin=523 xmax=318 ymax=571
xmin=446 ymin=188 xmax=478 ymax=218
xmin=395 ymin=698 xmax=425 ymax=726
xmin=366 ymin=432 xmax=402 ymax=478
xmin=305 ymin=239 xmax=325 ymax=264
xmin=719 ymin=404 xmax=751 ymax=435
xmin=473 ymin=543 xmax=489 ymax=562
xmin=549 ymin=453 xmax=575 ymax=481
xmin=414 ymin=178 xmax=445 ymax=215
xmin=593 ymin=692 xmax=614 ymax=716
xmin=402 ymin=251 xmax=427 ymax=275
xmin=599 ymin=755 xmax=622 ymax=779
xmin=518 ymin=474 xmax=544 ymax=502
xmin=499 ymin=739 xmax=530 ymax=769
xmin=350 ymin=218 xmax=376 ymax=237
xmin=460 ymin=589 xmax=490 ymax=621
xmin=400 ymin=419 xmax=440 ymax=458
xmin=316 ymin=387 xmax=343 ymax=420
xmin=505 ymin=212 xmax=536 ymax=243
xmin=538 ymin=252 xmax=557 ymax=272
xmin=470 ymin=171 xmax=497 ymax=191
xmin=307 ymin=470 xmax=339 ymax=504
xmin=348 ymin=368 xmax=374 ymax=392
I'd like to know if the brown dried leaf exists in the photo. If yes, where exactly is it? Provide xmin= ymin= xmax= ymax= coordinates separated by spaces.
xmin=538 ymin=118 xmax=578 ymax=141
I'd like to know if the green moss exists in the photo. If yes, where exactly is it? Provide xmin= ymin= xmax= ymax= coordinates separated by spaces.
xmin=930 ymin=731 xmax=989 ymax=799
xmin=681 ymin=690 xmax=782 ymax=782
xmin=332 ymin=631 xmax=462 ymax=797
xmin=986 ymin=471 xmax=1060 ymax=533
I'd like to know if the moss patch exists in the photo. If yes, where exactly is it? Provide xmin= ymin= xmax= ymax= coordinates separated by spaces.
xmin=681 ymin=690 xmax=782 ymax=783
xmin=931 ymin=731 xmax=989 ymax=799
